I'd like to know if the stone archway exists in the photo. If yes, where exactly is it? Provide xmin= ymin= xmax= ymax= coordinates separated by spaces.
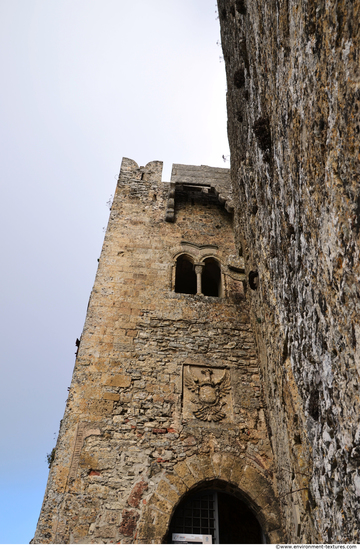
xmin=137 ymin=453 xmax=283 ymax=544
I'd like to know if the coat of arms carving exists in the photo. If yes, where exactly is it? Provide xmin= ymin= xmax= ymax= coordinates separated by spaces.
xmin=183 ymin=366 xmax=232 ymax=422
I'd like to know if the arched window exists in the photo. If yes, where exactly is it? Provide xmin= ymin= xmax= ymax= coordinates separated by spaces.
xmin=167 ymin=488 xmax=263 ymax=544
xmin=201 ymin=258 xmax=221 ymax=297
xmin=175 ymin=254 xmax=197 ymax=295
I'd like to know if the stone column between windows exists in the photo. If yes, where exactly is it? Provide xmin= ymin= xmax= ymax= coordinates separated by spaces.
xmin=194 ymin=263 xmax=204 ymax=295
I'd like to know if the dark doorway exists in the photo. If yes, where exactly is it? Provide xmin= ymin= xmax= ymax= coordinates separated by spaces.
xmin=217 ymin=491 xmax=263 ymax=543
xmin=175 ymin=255 xmax=197 ymax=294
xmin=201 ymin=258 xmax=221 ymax=297
xmin=167 ymin=489 xmax=263 ymax=544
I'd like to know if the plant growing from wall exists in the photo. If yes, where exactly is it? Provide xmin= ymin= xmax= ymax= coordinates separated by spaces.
xmin=46 ymin=448 xmax=55 ymax=469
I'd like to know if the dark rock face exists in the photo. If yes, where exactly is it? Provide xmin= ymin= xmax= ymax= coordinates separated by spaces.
xmin=218 ymin=0 xmax=360 ymax=542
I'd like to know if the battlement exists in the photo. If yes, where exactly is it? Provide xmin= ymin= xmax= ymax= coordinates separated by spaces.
xmin=117 ymin=157 xmax=163 ymax=185
xmin=115 ymin=158 xmax=233 ymax=222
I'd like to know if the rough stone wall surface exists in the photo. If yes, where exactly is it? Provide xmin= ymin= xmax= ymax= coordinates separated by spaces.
xmin=218 ymin=0 xmax=360 ymax=542
xmin=32 ymin=158 xmax=282 ymax=544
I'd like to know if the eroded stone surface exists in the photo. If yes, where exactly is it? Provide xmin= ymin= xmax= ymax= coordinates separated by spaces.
xmin=218 ymin=0 xmax=360 ymax=542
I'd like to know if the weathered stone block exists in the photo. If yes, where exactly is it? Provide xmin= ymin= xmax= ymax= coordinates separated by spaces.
xmin=119 ymin=509 xmax=139 ymax=537
xmin=229 ymin=458 xmax=245 ymax=486
xmin=187 ymin=455 xmax=214 ymax=482
xmin=211 ymin=452 xmax=222 ymax=477
xmin=127 ymin=480 xmax=148 ymax=508
xmin=219 ymin=453 xmax=235 ymax=481
xmin=148 ymin=494 xmax=173 ymax=515
xmin=268 ymin=529 xmax=284 ymax=544
xmin=103 ymin=392 xmax=120 ymax=401
xmin=96 ymin=525 xmax=117 ymax=538
xmin=87 ymin=399 xmax=114 ymax=415
xmin=173 ymin=461 xmax=197 ymax=489
xmin=156 ymin=479 xmax=181 ymax=505
xmin=104 ymin=374 xmax=132 ymax=387
xmin=164 ymin=472 xmax=187 ymax=495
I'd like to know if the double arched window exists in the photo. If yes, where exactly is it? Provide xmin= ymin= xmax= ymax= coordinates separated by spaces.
xmin=174 ymin=254 xmax=222 ymax=297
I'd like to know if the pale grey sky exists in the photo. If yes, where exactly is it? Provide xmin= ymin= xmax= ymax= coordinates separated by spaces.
xmin=0 ymin=1 xmax=229 ymax=542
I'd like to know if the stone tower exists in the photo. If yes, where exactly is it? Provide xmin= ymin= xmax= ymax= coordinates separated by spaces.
xmin=33 ymin=158 xmax=283 ymax=544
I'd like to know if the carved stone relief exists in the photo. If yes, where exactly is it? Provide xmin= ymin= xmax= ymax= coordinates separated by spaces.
xmin=183 ymin=364 xmax=233 ymax=422
xmin=67 ymin=422 xmax=101 ymax=483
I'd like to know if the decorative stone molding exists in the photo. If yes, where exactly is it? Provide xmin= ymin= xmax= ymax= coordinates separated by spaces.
xmin=171 ymin=243 xmax=222 ymax=265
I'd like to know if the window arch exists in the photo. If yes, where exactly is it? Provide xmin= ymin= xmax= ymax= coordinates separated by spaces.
xmin=201 ymin=258 xmax=221 ymax=297
xmin=175 ymin=254 xmax=197 ymax=295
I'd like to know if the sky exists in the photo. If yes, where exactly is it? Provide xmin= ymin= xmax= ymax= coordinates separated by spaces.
xmin=0 ymin=0 xmax=229 ymax=544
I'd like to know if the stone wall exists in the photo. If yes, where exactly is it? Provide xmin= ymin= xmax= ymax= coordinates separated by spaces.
xmin=218 ymin=0 xmax=360 ymax=542
xmin=32 ymin=159 xmax=282 ymax=543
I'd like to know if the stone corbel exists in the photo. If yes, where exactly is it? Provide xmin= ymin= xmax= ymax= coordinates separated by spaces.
xmin=165 ymin=182 xmax=176 ymax=222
